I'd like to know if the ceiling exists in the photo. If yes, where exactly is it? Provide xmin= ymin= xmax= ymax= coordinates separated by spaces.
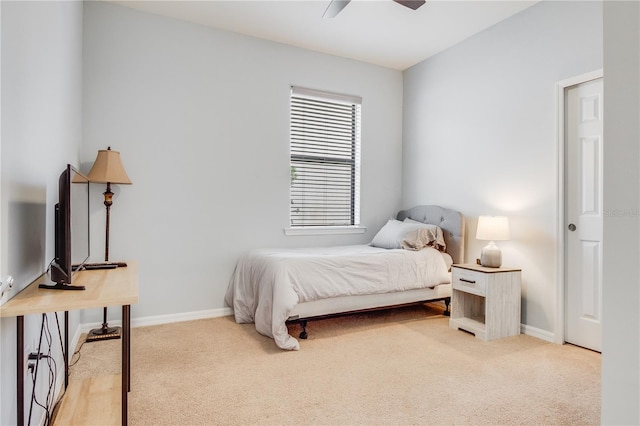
xmin=111 ymin=0 xmax=540 ymax=70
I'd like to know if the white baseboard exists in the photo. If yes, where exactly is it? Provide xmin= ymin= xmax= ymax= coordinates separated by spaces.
xmin=79 ymin=307 xmax=233 ymax=333
xmin=132 ymin=307 xmax=233 ymax=328
xmin=521 ymin=323 xmax=555 ymax=343
xmin=77 ymin=309 xmax=555 ymax=343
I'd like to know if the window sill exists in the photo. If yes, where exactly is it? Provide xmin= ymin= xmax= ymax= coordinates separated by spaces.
xmin=284 ymin=226 xmax=367 ymax=236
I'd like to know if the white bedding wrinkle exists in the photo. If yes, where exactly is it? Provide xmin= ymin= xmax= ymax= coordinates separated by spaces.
xmin=225 ymin=245 xmax=450 ymax=350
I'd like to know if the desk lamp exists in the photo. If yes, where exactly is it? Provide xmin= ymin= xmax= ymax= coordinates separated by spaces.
xmin=86 ymin=147 xmax=132 ymax=342
xmin=476 ymin=216 xmax=510 ymax=268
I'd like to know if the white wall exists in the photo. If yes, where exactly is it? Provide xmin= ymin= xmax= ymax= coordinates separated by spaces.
xmin=601 ymin=1 xmax=640 ymax=423
xmin=0 ymin=1 xmax=84 ymax=424
xmin=402 ymin=1 xmax=603 ymax=335
xmin=81 ymin=2 xmax=403 ymax=323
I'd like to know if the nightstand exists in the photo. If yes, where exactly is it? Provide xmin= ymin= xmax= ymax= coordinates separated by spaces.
xmin=449 ymin=264 xmax=521 ymax=341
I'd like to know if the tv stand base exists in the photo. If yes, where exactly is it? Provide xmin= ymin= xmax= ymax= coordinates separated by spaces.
xmin=38 ymin=283 xmax=85 ymax=291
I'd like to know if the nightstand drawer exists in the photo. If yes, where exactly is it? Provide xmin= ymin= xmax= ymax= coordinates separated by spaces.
xmin=452 ymin=268 xmax=487 ymax=296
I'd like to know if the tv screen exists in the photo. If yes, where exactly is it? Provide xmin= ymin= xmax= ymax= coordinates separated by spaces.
xmin=41 ymin=164 xmax=90 ymax=290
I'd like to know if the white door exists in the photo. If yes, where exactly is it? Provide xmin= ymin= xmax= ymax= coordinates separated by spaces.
xmin=565 ymin=77 xmax=603 ymax=352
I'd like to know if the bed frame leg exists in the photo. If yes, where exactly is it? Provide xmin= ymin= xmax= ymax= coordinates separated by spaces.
xmin=443 ymin=298 xmax=451 ymax=317
xmin=299 ymin=320 xmax=308 ymax=339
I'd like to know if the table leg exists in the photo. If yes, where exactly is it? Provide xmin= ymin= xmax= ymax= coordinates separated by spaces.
xmin=17 ymin=315 xmax=24 ymax=426
xmin=127 ymin=305 xmax=131 ymax=392
xmin=64 ymin=311 xmax=69 ymax=389
xmin=122 ymin=305 xmax=130 ymax=425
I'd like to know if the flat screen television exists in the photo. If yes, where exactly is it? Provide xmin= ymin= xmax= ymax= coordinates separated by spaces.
xmin=40 ymin=164 xmax=90 ymax=290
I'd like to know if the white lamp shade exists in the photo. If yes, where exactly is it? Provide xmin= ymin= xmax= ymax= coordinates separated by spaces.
xmin=476 ymin=216 xmax=510 ymax=241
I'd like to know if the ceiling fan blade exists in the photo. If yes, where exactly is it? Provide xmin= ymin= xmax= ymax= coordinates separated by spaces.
xmin=393 ymin=0 xmax=426 ymax=11
xmin=323 ymin=0 xmax=351 ymax=18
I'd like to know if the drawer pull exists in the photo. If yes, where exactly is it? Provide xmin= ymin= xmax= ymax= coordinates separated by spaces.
xmin=460 ymin=278 xmax=476 ymax=284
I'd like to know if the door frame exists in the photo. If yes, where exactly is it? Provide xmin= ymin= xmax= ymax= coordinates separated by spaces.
xmin=555 ymin=69 xmax=604 ymax=344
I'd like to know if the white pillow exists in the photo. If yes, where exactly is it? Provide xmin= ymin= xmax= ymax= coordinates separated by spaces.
xmin=370 ymin=219 xmax=424 ymax=249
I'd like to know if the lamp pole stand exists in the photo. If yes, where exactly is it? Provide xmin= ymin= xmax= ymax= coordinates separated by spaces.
xmin=105 ymin=182 xmax=112 ymax=261
xmin=86 ymin=182 xmax=122 ymax=342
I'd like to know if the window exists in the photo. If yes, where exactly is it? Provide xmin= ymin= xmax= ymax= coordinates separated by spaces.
xmin=289 ymin=86 xmax=362 ymax=228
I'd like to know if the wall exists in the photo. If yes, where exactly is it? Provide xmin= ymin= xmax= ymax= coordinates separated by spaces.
xmin=1 ymin=0 xmax=637 ymax=423
xmin=0 ymin=1 xmax=84 ymax=424
xmin=601 ymin=1 xmax=640 ymax=423
xmin=81 ymin=2 xmax=403 ymax=323
xmin=402 ymin=1 xmax=603 ymax=336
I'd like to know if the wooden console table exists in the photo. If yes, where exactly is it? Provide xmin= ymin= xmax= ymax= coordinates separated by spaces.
xmin=0 ymin=261 xmax=138 ymax=426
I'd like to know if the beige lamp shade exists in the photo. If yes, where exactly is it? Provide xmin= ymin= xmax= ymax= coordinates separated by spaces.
xmin=476 ymin=216 xmax=510 ymax=241
xmin=87 ymin=147 xmax=132 ymax=184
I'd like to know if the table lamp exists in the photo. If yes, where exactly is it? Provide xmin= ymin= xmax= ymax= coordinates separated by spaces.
xmin=86 ymin=147 xmax=132 ymax=341
xmin=476 ymin=215 xmax=510 ymax=268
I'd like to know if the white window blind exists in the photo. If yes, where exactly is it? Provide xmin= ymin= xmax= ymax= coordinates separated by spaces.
xmin=290 ymin=86 xmax=362 ymax=227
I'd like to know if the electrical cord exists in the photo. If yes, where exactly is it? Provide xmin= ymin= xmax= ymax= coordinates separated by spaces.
xmin=24 ymin=309 xmax=91 ymax=425
xmin=26 ymin=313 xmax=60 ymax=426
xmin=45 ymin=258 xmax=54 ymax=274
xmin=51 ymin=315 xmax=89 ymax=419
xmin=68 ymin=338 xmax=87 ymax=368
xmin=28 ymin=354 xmax=57 ymax=426
xmin=27 ymin=314 xmax=45 ymax=425
xmin=44 ymin=316 xmax=57 ymax=425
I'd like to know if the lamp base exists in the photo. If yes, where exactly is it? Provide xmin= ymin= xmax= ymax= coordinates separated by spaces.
xmin=480 ymin=241 xmax=502 ymax=268
xmin=85 ymin=325 xmax=121 ymax=342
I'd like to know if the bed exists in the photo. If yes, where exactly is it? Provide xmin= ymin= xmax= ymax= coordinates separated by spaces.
xmin=225 ymin=205 xmax=465 ymax=350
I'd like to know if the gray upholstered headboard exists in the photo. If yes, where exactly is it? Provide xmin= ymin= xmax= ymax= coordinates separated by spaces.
xmin=396 ymin=205 xmax=465 ymax=265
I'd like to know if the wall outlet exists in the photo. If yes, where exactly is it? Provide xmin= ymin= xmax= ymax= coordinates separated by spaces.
xmin=0 ymin=275 xmax=14 ymax=293
xmin=24 ymin=340 xmax=41 ymax=369
xmin=24 ymin=342 xmax=33 ymax=378
xmin=0 ymin=275 xmax=15 ymax=307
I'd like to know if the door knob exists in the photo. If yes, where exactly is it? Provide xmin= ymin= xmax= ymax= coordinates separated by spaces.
xmin=568 ymin=223 xmax=576 ymax=231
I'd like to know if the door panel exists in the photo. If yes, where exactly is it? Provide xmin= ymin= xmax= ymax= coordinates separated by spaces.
xmin=565 ymin=77 xmax=603 ymax=352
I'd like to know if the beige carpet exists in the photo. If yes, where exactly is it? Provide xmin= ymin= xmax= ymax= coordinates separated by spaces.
xmin=70 ymin=303 xmax=600 ymax=425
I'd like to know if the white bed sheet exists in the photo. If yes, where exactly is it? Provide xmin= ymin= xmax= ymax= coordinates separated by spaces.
xmin=225 ymin=244 xmax=450 ymax=350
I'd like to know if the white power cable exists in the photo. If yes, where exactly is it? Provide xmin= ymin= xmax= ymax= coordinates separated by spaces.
xmin=0 ymin=275 xmax=14 ymax=298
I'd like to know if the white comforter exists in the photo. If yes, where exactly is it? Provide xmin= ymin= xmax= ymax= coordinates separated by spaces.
xmin=225 ymin=245 xmax=450 ymax=350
